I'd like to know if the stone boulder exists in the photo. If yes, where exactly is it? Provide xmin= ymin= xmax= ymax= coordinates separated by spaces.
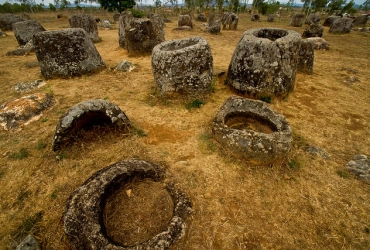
xmin=0 ymin=13 xmax=23 ymax=31
xmin=113 ymin=13 xmax=121 ymax=22
xmin=206 ymin=20 xmax=221 ymax=34
xmin=12 ymin=20 xmax=45 ymax=46
xmin=33 ymin=28 xmax=105 ymax=79
xmin=226 ymin=28 xmax=301 ymax=98
xmin=221 ymin=12 xmax=238 ymax=30
xmin=346 ymin=155 xmax=370 ymax=183
xmin=297 ymin=39 xmax=314 ymax=74
xmin=307 ymin=37 xmax=329 ymax=50
xmin=6 ymin=39 xmax=34 ymax=56
xmin=119 ymin=11 xmax=165 ymax=54
xmin=115 ymin=60 xmax=135 ymax=72
xmin=69 ymin=14 xmax=100 ymax=42
xmin=289 ymin=13 xmax=305 ymax=27
xmin=305 ymin=13 xmax=320 ymax=24
xmin=63 ymin=159 xmax=192 ymax=249
xmin=16 ymin=234 xmax=39 ymax=250
xmin=0 ymin=93 xmax=54 ymax=130
xmin=323 ymin=15 xmax=341 ymax=26
xmin=12 ymin=79 xmax=46 ymax=92
xmin=99 ymin=19 xmax=113 ymax=29
xmin=267 ymin=14 xmax=275 ymax=22
xmin=196 ymin=13 xmax=207 ymax=22
xmin=52 ymin=99 xmax=131 ymax=151
xmin=173 ymin=26 xmax=192 ymax=31
xmin=152 ymin=36 xmax=213 ymax=99
xmin=212 ymin=96 xmax=293 ymax=165
xmin=251 ymin=14 xmax=260 ymax=22
xmin=178 ymin=14 xmax=193 ymax=28
xmin=352 ymin=15 xmax=368 ymax=27
xmin=302 ymin=23 xmax=323 ymax=37
xmin=329 ymin=17 xmax=352 ymax=34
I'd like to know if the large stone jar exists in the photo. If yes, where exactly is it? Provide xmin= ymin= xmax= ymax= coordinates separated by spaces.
xmin=226 ymin=28 xmax=301 ymax=98
xmin=152 ymin=36 xmax=213 ymax=99
xmin=212 ymin=95 xmax=293 ymax=165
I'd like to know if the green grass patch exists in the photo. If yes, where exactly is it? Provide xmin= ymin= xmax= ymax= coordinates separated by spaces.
xmin=337 ymin=170 xmax=349 ymax=179
xmin=185 ymin=99 xmax=205 ymax=110
xmin=36 ymin=141 xmax=47 ymax=150
xmin=9 ymin=148 xmax=29 ymax=160
xmin=258 ymin=95 xmax=272 ymax=103
xmin=288 ymin=159 xmax=301 ymax=170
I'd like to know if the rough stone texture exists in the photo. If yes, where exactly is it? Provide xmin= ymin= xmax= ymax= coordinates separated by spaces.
xmin=16 ymin=235 xmax=39 ymax=250
xmin=208 ymin=13 xmax=217 ymax=26
xmin=12 ymin=20 xmax=46 ymax=46
xmin=99 ymin=19 xmax=113 ymax=29
xmin=305 ymin=13 xmax=320 ymax=24
xmin=221 ymin=12 xmax=238 ymax=30
xmin=302 ymin=23 xmax=323 ymax=38
xmin=226 ymin=28 xmax=301 ymax=98
xmin=307 ymin=37 xmax=329 ymax=50
xmin=69 ymin=14 xmax=100 ymax=43
xmin=0 ymin=13 xmax=23 ymax=31
xmin=251 ymin=14 xmax=260 ymax=22
xmin=152 ymin=36 xmax=213 ymax=99
xmin=352 ymin=15 xmax=368 ymax=27
xmin=163 ymin=17 xmax=172 ymax=23
xmin=178 ymin=14 xmax=193 ymax=28
xmin=297 ymin=39 xmax=314 ymax=74
xmin=63 ymin=159 xmax=193 ymax=250
xmin=6 ymin=39 xmax=34 ymax=56
xmin=267 ymin=14 xmax=275 ymax=22
xmin=323 ymin=15 xmax=341 ymax=27
xmin=119 ymin=12 xmax=165 ymax=54
xmin=212 ymin=96 xmax=293 ymax=165
xmin=289 ymin=13 xmax=305 ymax=27
xmin=206 ymin=20 xmax=221 ymax=34
xmin=113 ymin=13 xmax=121 ymax=22
xmin=12 ymin=79 xmax=46 ymax=92
xmin=52 ymin=99 xmax=131 ymax=151
xmin=196 ymin=13 xmax=207 ymax=22
xmin=329 ymin=17 xmax=352 ymax=34
xmin=20 ymin=13 xmax=31 ymax=21
xmin=33 ymin=28 xmax=105 ymax=79
xmin=303 ymin=145 xmax=330 ymax=159
xmin=0 ymin=93 xmax=54 ymax=130
xmin=0 ymin=31 xmax=7 ymax=37
xmin=346 ymin=155 xmax=370 ymax=183
xmin=115 ymin=60 xmax=135 ymax=72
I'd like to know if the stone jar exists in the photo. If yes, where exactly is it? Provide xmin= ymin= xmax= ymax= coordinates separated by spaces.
xmin=152 ymin=36 xmax=213 ymax=99
xmin=226 ymin=28 xmax=301 ymax=98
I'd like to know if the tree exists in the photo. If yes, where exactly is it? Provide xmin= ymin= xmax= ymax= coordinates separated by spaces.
xmin=230 ymin=0 xmax=240 ymax=12
xmin=327 ymin=0 xmax=346 ymax=13
xmin=97 ymin=0 xmax=136 ymax=13
xmin=342 ymin=0 xmax=356 ymax=13
xmin=363 ymin=0 xmax=370 ymax=11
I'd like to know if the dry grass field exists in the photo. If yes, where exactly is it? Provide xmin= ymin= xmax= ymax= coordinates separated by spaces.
xmin=0 ymin=8 xmax=370 ymax=249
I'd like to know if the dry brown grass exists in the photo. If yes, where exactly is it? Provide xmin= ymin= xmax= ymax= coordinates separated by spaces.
xmin=0 ymin=9 xmax=370 ymax=250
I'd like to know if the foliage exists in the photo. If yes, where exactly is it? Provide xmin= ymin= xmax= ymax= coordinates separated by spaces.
xmin=327 ymin=0 xmax=346 ymax=14
xmin=360 ymin=0 xmax=370 ymax=11
xmin=0 ymin=2 xmax=45 ymax=13
xmin=185 ymin=99 xmax=205 ymax=110
xmin=9 ymin=148 xmax=29 ymax=160
xmin=129 ymin=8 xmax=145 ymax=17
xmin=49 ymin=3 xmax=57 ymax=11
xmin=258 ymin=95 xmax=272 ymax=103
xmin=97 ymin=0 xmax=136 ymax=13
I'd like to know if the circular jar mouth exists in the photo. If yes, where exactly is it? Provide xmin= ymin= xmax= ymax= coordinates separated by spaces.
xmin=225 ymin=111 xmax=277 ymax=134
xmin=103 ymin=178 xmax=174 ymax=247
xmin=253 ymin=28 xmax=288 ymax=41
xmin=160 ymin=39 xmax=198 ymax=51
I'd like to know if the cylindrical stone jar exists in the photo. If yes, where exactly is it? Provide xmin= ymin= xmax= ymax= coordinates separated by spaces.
xmin=226 ymin=28 xmax=302 ymax=98
xmin=152 ymin=36 xmax=213 ymax=99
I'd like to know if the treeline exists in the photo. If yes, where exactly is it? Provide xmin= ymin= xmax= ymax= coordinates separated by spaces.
xmin=0 ymin=2 xmax=45 ymax=13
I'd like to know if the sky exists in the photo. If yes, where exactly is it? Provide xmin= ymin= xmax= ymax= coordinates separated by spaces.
xmin=0 ymin=0 xmax=367 ymax=6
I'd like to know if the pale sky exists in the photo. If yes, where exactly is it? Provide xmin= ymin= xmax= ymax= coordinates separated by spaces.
xmin=0 ymin=0 xmax=367 ymax=6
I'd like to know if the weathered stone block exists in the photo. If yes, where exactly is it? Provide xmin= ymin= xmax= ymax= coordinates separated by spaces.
xmin=0 ymin=13 xmax=23 ymax=31
xmin=212 ymin=96 xmax=293 ymax=165
xmin=298 ymin=39 xmax=314 ymax=74
xmin=12 ymin=20 xmax=45 ymax=46
xmin=33 ymin=28 xmax=105 ymax=79
xmin=69 ymin=14 xmax=99 ymax=42
xmin=305 ymin=13 xmax=320 ymax=24
xmin=267 ymin=14 xmax=275 ymax=22
xmin=221 ymin=12 xmax=238 ymax=29
xmin=323 ymin=15 xmax=341 ymax=26
xmin=196 ymin=13 xmax=207 ymax=22
xmin=226 ymin=28 xmax=301 ymax=98
xmin=352 ymin=15 xmax=368 ymax=27
xmin=178 ymin=14 xmax=193 ymax=28
xmin=329 ymin=17 xmax=352 ymax=34
xmin=302 ymin=23 xmax=323 ymax=37
xmin=289 ymin=13 xmax=305 ymax=27
xmin=152 ymin=36 xmax=213 ymax=99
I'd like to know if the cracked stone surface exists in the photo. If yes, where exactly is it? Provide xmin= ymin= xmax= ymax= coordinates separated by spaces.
xmin=63 ymin=159 xmax=193 ymax=250
xmin=298 ymin=39 xmax=314 ymax=74
xmin=0 ymin=93 xmax=54 ymax=130
xmin=178 ymin=15 xmax=193 ymax=28
xmin=12 ymin=20 xmax=45 ymax=46
xmin=33 ymin=28 xmax=105 ymax=79
xmin=0 ymin=13 xmax=23 ymax=31
xmin=346 ymin=155 xmax=370 ymax=183
xmin=226 ymin=28 xmax=301 ymax=98
xmin=152 ymin=36 xmax=213 ymax=99
xmin=69 ymin=14 xmax=100 ymax=43
xmin=329 ymin=17 xmax=353 ymax=34
xmin=212 ymin=95 xmax=293 ymax=165
xmin=289 ymin=13 xmax=305 ymax=27
xmin=52 ymin=99 xmax=131 ymax=151
xmin=221 ymin=12 xmax=238 ymax=29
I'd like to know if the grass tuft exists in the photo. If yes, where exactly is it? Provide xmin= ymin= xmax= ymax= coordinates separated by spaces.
xmin=185 ymin=99 xmax=205 ymax=110
xmin=9 ymin=148 xmax=29 ymax=160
